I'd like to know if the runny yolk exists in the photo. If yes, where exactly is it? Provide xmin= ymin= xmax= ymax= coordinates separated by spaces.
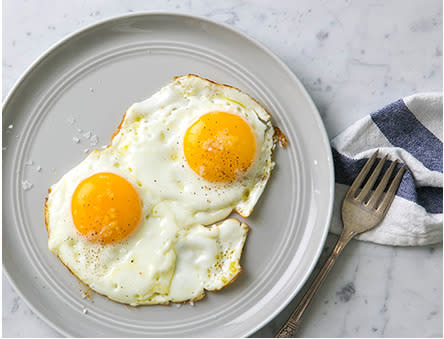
xmin=71 ymin=172 xmax=142 ymax=244
xmin=183 ymin=111 xmax=256 ymax=182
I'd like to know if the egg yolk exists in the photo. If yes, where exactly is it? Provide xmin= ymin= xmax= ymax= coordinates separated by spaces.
xmin=71 ymin=172 xmax=142 ymax=244
xmin=184 ymin=111 xmax=256 ymax=182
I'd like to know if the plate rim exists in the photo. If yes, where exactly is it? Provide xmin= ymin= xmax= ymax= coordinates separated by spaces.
xmin=3 ymin=11 xmax=334 ymax=337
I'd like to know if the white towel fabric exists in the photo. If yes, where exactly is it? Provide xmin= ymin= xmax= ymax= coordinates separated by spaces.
xmin=330 ymin=93 xmax=443 ymax=246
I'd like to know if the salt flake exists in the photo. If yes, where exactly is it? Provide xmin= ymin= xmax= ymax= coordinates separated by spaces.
xmin=22 ymin=180 xmax=33 ymax=191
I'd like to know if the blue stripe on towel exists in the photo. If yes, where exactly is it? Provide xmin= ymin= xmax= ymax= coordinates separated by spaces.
xmin=417 ymin=187 xmax=443 ymax=215
xmin=333 ymin=148 xmax=443 ymax=214
xmin=370 ymin=99 xmax=443 ymax=173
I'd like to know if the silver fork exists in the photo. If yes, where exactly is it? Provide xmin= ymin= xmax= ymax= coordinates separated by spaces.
xmin=276 ymin=150 xmax=406 ymax=337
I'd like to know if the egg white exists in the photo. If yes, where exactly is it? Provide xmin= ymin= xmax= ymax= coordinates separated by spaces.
xmin=112 ymin=74 xmax=276 ymax=218
xmin=46 ymin=75 xmax=276 ymax=305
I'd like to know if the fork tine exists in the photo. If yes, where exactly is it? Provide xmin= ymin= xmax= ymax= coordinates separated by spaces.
xmin=346 ymin=150 xmax=379 ymax=198
xmin=367 ymin=159 xmax=398 ymax=208
xmin=356 ymin=154 xmax=388 ymax=202
xmin=377 ymin=165 xmax=406 ymax=213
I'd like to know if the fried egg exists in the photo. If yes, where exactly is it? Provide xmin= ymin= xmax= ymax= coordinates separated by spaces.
xmin=45 ymin=74 xmax=278 ymax=305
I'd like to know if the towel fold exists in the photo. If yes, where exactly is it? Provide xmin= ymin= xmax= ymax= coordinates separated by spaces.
xmin=330 ymin=93 xmax=443 ymax=246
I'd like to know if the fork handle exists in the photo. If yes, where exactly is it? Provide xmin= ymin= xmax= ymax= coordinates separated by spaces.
xmin=275 ymin=230 xmax=356 ymax=338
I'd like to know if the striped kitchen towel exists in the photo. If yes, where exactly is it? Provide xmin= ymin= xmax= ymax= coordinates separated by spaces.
xmin=330 ymin=93 xmax=443 ymax=246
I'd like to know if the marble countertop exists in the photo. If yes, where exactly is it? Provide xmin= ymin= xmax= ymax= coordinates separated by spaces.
xmin=3 ymin=0 xmax=442 ymax=337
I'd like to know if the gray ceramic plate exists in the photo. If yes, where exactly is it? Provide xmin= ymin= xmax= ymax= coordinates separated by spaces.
xmin=3 ymin=12 xmax=333 ymax=337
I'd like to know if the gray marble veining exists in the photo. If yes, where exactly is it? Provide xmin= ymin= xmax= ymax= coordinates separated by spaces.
xmin=3 ymin=0 xmax=442 ymax=337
